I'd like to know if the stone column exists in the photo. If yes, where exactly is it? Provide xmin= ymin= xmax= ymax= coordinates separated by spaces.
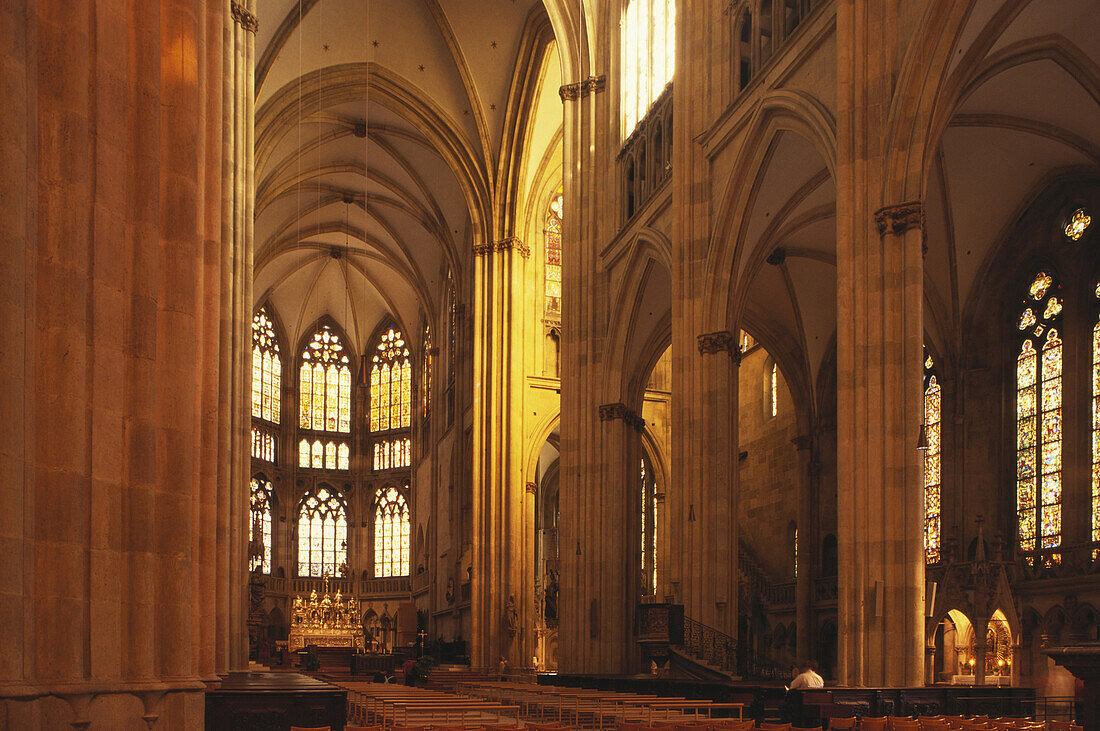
xmin=683 ymin=333 xmax=739 ymax=639
xmin=0 ymin=0 xmax=237 ymax=725
xmin=835 ymin=0 xmax=926 ymax=687
xmin=470 ymin=238 xmax=530 ymax=670
xmin=557 ymin=69 xmax=630 ymax=674
xmin=794 ymin=434 xmax=815 ymax=663
xmin=218 ymin=0 xmax=256 ymax=676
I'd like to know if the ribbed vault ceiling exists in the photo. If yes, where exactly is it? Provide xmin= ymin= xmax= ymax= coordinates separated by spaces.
xmin=254 ymin=0 xmax=547 ymax=355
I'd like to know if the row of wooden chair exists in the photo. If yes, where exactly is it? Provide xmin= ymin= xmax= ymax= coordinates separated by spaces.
xmin=825 ymin=717 xmax=1082 ymax=731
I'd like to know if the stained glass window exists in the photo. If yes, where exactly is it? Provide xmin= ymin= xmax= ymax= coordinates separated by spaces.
xmin=374 ymin=437 xmax=411 ymax=471
xmin=1092 ymin=283 xmax=1100 ymax=556
xmin=252 ymin=427 xmax=276 ymax=463
xmin=794 ymin=526 xmax=799 ymax=578
xmin=621 ymin=0 xmax=676 ymax=138
xmin=546 ymin=193 xmax=563 ymax=315
xmin=297 ymin=486 xmax=347 ymax=577
xmin=770 ymin=363 xmax=779 ymax=417
xmin=370 ymin=328 xmax=411 ymax=432
xmin=1016 ymin=271 xmax=1063 ymax=565
xmin=640 ymin=456 xmax=657 ymax=595
xmin=252 ymin=307 xmax=281 ymax=423
xmin=422 ymin=323 xmax=432 ymax=419
xmin=740 ymin=331 xmax=756 ymax=352
xmin=1066 ymin=208 xmax=1091 ymax=241
xmin=374 ymin=487 xmax=410 ymax=577
xmin=924 ymin=350 xmax=942 ymax=564
xmin=250 ymin=476 xmax=273 ymax=574
xmin=298 ymin=438 xmax=350 ymax=470
xmin=299 ymin=325 xmax=351 ymax=433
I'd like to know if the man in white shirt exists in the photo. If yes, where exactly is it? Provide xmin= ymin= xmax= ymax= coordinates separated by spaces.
xmin=788 ymin=660 xmax=825 ymax=689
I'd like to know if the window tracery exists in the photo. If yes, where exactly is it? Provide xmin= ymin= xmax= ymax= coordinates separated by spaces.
xmin=1016 ymin=270 xmax=1063 ymax=565
xmin=250 ymin=476 xmax=273 ymax=574
xmin=374 ymin=487 xmax=410 ymax=577
xmin=298 ymin=438 xmax=349 ymax=471
xmin=370 ymin=328 xmax=411 ymax=432
xmin=299 ymin=325 xmax=351 ymax=433
xmin=297 ymin=486 xmax=348 ymax=577
xmin=924 ymin=349 xmax=942 ymax=564
xmin=546 ymin=194 xmax=563 ymax=315
xmin=374 ymin=437 xmax=411 ymax=471
xmin=252 ymin=427 xmax=276 ymax=463
xmin=252 ymin=307 xmax=281 ymax=423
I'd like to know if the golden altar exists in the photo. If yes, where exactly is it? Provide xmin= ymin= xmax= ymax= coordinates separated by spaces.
xmin=289 ymin=580 xmax=364 ymax=651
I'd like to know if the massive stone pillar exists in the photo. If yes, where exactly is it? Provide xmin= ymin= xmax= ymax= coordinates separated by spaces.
xmin=794 ymin=434 xmax=816 ymax=663
xmin=470 ymin=238 xmax=530 ymax=670
xmin=219 ymin=0 xmax=256 ymax=676
xmin=669 ymin=0 xmax=738 ymax=650
xmin=557 ymin=65 xmax=633 ymax=673
xmin=835 ymin=0 xmax=925 ymax=686
xmin=0 ymin=0 xmax=244 ymax=726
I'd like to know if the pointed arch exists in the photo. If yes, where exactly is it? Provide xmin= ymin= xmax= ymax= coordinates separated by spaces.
xmin=374 ymin=485 xmax=411 ymax=577
xmin=250 ymin=475 xmax=274 ymax=574
xmin=296 ymin=484 xmax=348 ymax=577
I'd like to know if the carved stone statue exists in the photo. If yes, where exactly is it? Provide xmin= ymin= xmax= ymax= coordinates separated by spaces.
xmin=504 ymin=595 xmax=519 ymax=637
xmin=544 ymin=569 xmax=559 ymax=623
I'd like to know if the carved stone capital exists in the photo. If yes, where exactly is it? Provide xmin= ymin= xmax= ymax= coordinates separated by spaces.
xmin=874 ymin=201 xmax=924 ymax=237
xmin=582 ymin=75 xmax=607 ymax=96
xmin=230 ymin=1 xmax=258 ymax=32
xmin=697 ymin=330 xmax=740 ymax=364
xmin=526 ymin=482 xmax=537 ymax=495
xmin=474 ymin=236 xmax=530 ymax=259
xmin=558 ymin=82 xmax=581 ymax=102
xmin=560 ymin=75 xmax=607 ymax=102
xmin=598 ymin=402 xmax=644 ymax=431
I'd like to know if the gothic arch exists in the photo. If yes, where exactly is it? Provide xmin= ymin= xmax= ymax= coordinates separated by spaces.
xmin=604 ymin=230 xmax=674 ymax=407
xmin=704 ymin=90 xmax=838 ymax=332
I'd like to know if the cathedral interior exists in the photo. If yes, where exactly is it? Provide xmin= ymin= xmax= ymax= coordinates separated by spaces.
xmin=3 ymin=0 xmax=1100 ymax=728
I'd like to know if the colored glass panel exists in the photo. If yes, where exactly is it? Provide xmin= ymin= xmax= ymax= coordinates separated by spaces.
xmin=924 ymin=352 xmax=942 ymax=564
xmin=250 ymin=477 xmax=273 ymax=574
xmin=299 ymin=325 xmax=352 ymax=433
xmin=374 ymin=487 xmax=410 ymax=577
xmin=251 ymin=308 xmax=282 ymax=423
xmin=370 ymin=328 xmax=412 ymax=433
xmin=296 ymin=486 xmax=347 ymax=577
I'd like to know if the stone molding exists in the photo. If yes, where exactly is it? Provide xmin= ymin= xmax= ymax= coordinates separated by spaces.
xmin=230 ymin=2 xmax=258 ymax=33
xmin=874 ymin=201 xmax=924 ymax=237
xmin=559 ymin=75 xmax=607 ymax=102
xmin=473 ymin=236 xmax=530 ymax=259
xmin=598 ymin=402 xmax=645 ymax=431
xmin=697 ymin=330 xmax=741 ymax=363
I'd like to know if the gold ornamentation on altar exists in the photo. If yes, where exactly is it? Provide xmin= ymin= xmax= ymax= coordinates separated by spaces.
xmin=289 ymin=576 xmax=364 ymax=651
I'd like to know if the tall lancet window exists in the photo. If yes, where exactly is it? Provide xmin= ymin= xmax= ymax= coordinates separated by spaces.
xmin=252 ymin=307 xmax=282 ymax=423
xmin=640 ymin=455 xmax=657 ymax=595
xmin=621 ymin=0 xmax=676 ymax=137
xmin=298 ymin=324 xmax=352 ymax=470
xmin=1092 ymin=282 xmax=1100 ymax=556
xmin=1015 ymin=271 xmax=1063 ymax=565
xmin=422 ymin=322 xmax=432 ymax=419
xmin=923 ymin=349 xmax=942 ymax=564
xmin=299 ymin=325 xmax=352 ymax=433
xmin=370 ymin=328 xmax=411 ymax=433
xmin=297 ymin=485 xmax=348 ymax=577
xmin=546 ymin=193 xmax=563 ymax=315
xmin=374 ymin=486 xmax=410 ymax=577
xmin=250 ymin=476 xmax=273 ymax=574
